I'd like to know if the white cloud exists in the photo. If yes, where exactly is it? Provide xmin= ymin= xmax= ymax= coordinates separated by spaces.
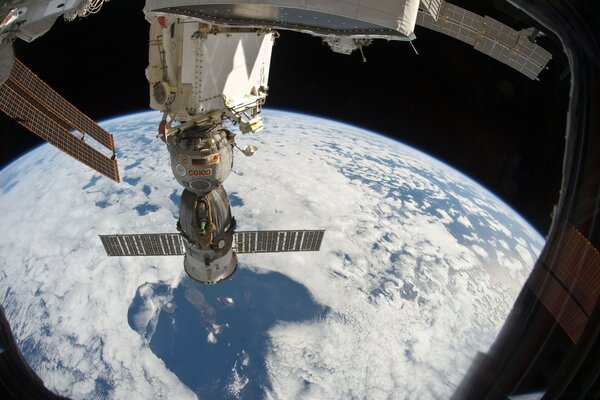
xmin=207 ymin=332 xmax=217 ymax=344
xmin=436 ymin=208 xmax=454 ymax=224
xmin=457 ymin=215 xmax=472 ymax=228
xmin=0 ymin=110 xmax=544 ymax=399
xmin=232 ymin=111 xmax=544 ymax=398
xmin=0 ymin=112 xmax=195 ymax=400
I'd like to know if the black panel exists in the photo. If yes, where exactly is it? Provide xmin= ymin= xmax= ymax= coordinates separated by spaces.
xmin=99 ymin=234 xmax=184 ymax=256
xmin=234 ymin=230 xmax=325 ymax=254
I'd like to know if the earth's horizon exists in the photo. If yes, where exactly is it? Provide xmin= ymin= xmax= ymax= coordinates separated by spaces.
xmin=0 ymin=109 xmax=543 ymax=399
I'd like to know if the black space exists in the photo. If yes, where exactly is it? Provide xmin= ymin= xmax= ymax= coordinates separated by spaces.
xmin=0 ymin=0 xmax=570 ymax=235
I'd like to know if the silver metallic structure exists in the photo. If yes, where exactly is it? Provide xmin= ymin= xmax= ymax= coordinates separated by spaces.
xmin=100 ymin=184 xmax=325 ymax=284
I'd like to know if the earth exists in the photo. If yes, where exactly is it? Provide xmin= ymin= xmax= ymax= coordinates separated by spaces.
xmin=0 ymin=110 xmax=543 ymax=399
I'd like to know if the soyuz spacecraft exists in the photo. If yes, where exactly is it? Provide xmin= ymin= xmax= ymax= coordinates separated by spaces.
xmin=0 ymin=0 xmax=552 ymax=284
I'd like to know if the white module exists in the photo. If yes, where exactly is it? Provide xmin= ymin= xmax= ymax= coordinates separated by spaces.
xmin=146 ymin=14 xmax=275 ymax=133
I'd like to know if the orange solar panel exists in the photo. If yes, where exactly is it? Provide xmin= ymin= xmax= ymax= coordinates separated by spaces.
xmin=8 ymin=59 xmax=115 ymax=151
xmin=0 ymin=58 xmax=119 ymax=182
xmin=528 ymin=265 xmax=588 ymax=343
xmin=528 ymin=224 xmax=600 ymax=343
xmin=0 ymin=81 xmax=119 ymax=182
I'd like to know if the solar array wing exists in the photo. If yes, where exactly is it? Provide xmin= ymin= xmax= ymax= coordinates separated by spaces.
xmin=416 ymin=2 xmax=552 ymax=79
xmin=0 ymin=81 xmax=119 ymax=181
xmin=99 ymin=234 xmax=185 ymax=256
xmin=9 ymin=59 xmax=115 ymax=151
xmin=234 ymin=230 xmax=325 ymax=254
xmin=420 ymin=0 xmax=446 ymax=21
xmin=474 ymin=17 xmax=552 ymax=80
xmin=528 ymin=225 xmax=600 ymax=343
xmin=417 ymin=3 xmax=482 ymax=45
xmin=0 ymin=58 xmax=120 ymax=181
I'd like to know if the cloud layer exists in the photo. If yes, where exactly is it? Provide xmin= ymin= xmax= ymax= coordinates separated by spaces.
xmin=0 ymin=110 xmax=543 ymax=399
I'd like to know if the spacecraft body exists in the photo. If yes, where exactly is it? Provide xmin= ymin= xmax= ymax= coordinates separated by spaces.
xmin=143 ymin=0 xmax=425 ymax=186
xmin=146 ymin=13 xmax=275 ymax=134
xmin=143 ymin=0 xmax=420 ymax=37
xmin=144 ymin=0 xmax=417 ymax=65
xmin=178 ymin=186 xmax=237 ymax=284
xmin=167 ymin=123 xmax=235 ymax=195
xmin=145 ymin=9 xmax=274 ymax=203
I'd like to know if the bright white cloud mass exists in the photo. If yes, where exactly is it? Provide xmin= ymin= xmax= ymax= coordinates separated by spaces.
xmin=0 ymin=110 xmax=543 ymax=399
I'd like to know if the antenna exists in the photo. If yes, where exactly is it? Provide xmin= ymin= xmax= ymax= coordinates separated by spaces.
xmin=0 ymin=58 xmax=120 ymax=182
xmin=235 ymin=143 xmax=257 ymax=157
xmin=409 ymin=40 xmax=419 ymax=55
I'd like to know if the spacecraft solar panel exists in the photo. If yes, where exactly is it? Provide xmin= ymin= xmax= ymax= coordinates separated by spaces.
xmin=234 ymin=230 xmax=325 ymax=254
xmin=420 ymin=0 xmax=446 ymax=20
xmin=416 ymin=3 xmax=551 ymax=79
xmin=0 ymin=58 xmax=120 ymax=182
xmin=527 ymin=225 xmax=600 ymax=343
xmin=99 ymin=234 xmax=185 ymax=256
xmin=9 ymin=59 xmax=115 ymax=152
xmin=473 ymin=17 xmax=518 ymax=68
xmin=474 ymin=17 xmax=552 ymax=80
xmin=0 ymin=81 xmax=120 ymax=182
xmin=417 ymin=3 xmax=482 ymax=46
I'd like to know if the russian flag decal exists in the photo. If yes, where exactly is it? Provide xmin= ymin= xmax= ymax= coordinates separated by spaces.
xmin=191 ymin=153 xmax=220 ymax=166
